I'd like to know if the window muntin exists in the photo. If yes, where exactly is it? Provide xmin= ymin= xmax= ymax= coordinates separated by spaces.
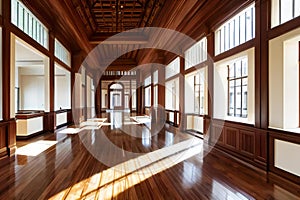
xmin=11 ymin=0 xmax=49 ymax=49
xmin=185 ymin=37 xmax=207 ymax=70
xmin=271 ymin=0 xmax=300 ymax=28
xmin=227 ymin=57 xmax=248 ymax=118
xmin=165 ymin=57 xmax=180 ymax=79
xmin=215 ymin=4 xmax=255 ymax=55
xmin=55 ymin=39 xmax=71 ymax=67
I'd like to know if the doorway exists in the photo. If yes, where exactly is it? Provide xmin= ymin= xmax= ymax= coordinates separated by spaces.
xmin=108 ymin=82 xmax=124 ymax=110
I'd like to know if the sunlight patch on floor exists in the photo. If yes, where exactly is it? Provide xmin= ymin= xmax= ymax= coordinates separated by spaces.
xmin=58 ymin=118 xmax=107 ymax=134
xmin=49 ymin=138 xmax=202 ymax=199
xmin=16 ymin=140 xmax=58 ymax=156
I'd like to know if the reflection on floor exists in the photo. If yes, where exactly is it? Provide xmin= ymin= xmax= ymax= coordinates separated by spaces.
xmin=0 ymin=112 xmax=299 ymax=199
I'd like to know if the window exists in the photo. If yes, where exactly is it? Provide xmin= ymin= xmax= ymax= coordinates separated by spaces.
xmin=144 ymin=75 xmax=151 ymax=107
xmin=185 ymin=67 xmax=207 ymax=115
xmin=55 ymin=39 xmax=71 ymax=67
xmin=271 ymin=0 xmax=300 ymax=27
xmin=215 ymin=4 xmax=255 ymax=55
xmin=144 ymin=86 xmax=151 ymax=107
xmin=185 ymin=37 xmax=207 ymax=70
xmin=165 ymin=78 xmax=179 ymax=111
xmin=54 ymin=64 xmax=71 ymax=111
xmin=194 ymin=70 xmax=206 ymax=114
xmin=165 ymin=57 xmax=180 ymax=79
xmin=11 ymin=0 xmax=48 ymax=49
xmin=227 ymin=58 xmax=248 ymax=118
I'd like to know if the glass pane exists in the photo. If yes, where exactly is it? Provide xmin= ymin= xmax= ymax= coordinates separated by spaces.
xmin=281 ymin=0 xmax=293 ymax=24
xmin=296 ymin=0 xmax=300 ymax=17
xmin=236 ymin=61 xmax=242 ymax=78
xmin=240 ymin=14 xmax=246 ymax=44
xmin=229 ymin=65 xmax=235 ymax=78
xmin=235 ymin=85 xmax=242 ymax=116
xmin=242 ymin=58 xmax=248 ymax=76
xmin=245 ymin=8 xmax=253 ymax=41
xmin=229 ymin=81 xmax=235 ymax=116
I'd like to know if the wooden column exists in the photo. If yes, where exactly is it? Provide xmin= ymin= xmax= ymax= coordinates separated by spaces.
xmin=43 ymin=31 xmax=56 ymax=132
xmin=206 ymin=32 xmax=215 ymax=136
xmin=179 ymin=57 xmax=185 ymax=131
xmin=1 ymin=0 xmax=16 ymax=157
xmin=136 ymin=69 xmax=143 ymax=114
xmin=95 ymin=77 xmax=101 ymax=116
xmin=255 ymin=0 xmax=269 ymax=130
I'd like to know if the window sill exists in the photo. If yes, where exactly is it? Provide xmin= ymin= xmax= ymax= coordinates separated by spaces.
xmin=213 ymin=116 xmax=254 ymax=125
xmin=268 ymin=126 xmax=300 ymax=135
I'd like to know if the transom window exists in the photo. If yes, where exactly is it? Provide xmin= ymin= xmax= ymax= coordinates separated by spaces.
xmin=11 ymin=0 xmax=49 ymax=49
xmin=271 ymin=0 xmax=300 ymax=28
xmin=165 ymin=57 xmax=180 ymax=79
xmin=228 ymin=57 xmax=248 ymax=118
xmin=215 ymin=4 xmax=255 ymax=55
xmin=55 ymin=39 xmax=71 ymax=67
xmin=185 ymin=37 xmax=207 ymax=70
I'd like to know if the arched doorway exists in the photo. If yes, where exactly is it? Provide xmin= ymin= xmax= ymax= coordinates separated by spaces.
xmin=108 ymin=82 xmax=124 ymax=110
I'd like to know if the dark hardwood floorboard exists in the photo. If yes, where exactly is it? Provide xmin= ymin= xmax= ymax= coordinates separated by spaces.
xmin=0 ymin=112 xmax=299 ymax=200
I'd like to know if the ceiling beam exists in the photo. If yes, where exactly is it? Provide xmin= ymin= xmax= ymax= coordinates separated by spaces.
xmin=90 ymin=33 xmax=148 ymax=44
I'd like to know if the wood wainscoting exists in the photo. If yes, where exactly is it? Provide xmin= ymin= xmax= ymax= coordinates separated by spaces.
xmin=0 ymin=119 xmax=16 ymax=160
xmin=210 ymin=119 xmax=267 ymax=170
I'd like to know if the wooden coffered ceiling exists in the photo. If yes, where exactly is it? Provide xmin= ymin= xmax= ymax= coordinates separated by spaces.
xmin=22 ymin=0 xmax=251 ymax=72
xmin=70 ymin=0 xmax=165 ymax=42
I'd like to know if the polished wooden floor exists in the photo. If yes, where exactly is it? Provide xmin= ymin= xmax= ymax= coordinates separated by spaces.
xmin=0 ymin=112 xmax=300 ymax=199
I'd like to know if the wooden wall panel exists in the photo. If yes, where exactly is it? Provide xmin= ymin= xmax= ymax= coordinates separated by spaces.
xmin=210 ymin=120 xmax=267 ymax=170
xmin=0 ymin=126 xmax=6 ymax=151
xmin=225 ymin=127 xmax=239 ymax=150
xmin=255 ymin=130 xmax=267 ymax=163
xmin=239 ymin=130 xmax=255 ymax=158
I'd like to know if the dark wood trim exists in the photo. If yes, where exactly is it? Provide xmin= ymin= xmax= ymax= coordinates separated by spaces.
xmin=213 ymin=39 xmax=255 ymax=62
xmin=268 ymin=15 xmax=300 ymax=40
xmin=9 ymin=24 xmax=50 ymax=57
xmin=165 ymin=73 xmax=180 ymax=83
xmin=54 ymin=58 xmax=72 ymax=72
xmin=16 ymin=130 xmax=45 ymax=140
xmin=259 ymin=0 xmax=269 ymax=130
xmin=16 ymin=112 xmax=44 ymax=119
xmin=184 ymin=61 xmax=209 ymax=75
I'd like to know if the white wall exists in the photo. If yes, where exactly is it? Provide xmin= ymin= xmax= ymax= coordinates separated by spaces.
xmin=214 ymin=48 xmax=255 ymax=124
xmin=0 ymin=28 xmax=2 ymax=120
xmin=55 ymin=75 xmax=71 ymax=110
xmin=269 ymin=27 xmax=300 ymax=129
xmin=16 ymin=117 xmax=43 ymax=136
xmin=56 ymin=112 xmax=67 ymax=126
xmin=20 ymin=75 xmax=45 ymax=110
xmin=275 ymin=139 xmax=300 ymax=176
